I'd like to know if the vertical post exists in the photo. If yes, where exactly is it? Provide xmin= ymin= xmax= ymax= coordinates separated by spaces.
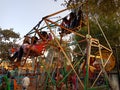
xmin=84 ymin=34 xmax=91 ymax=90
xmin=115 ymin=46 xmax=120 ymax=89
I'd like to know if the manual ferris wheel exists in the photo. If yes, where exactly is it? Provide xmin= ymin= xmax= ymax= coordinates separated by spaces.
xmin=9 ymin=2 xmax=115 ymax=90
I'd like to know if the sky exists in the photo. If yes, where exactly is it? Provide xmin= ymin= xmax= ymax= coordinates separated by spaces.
xmin=0 ymin=0 xmax=69 ymax=37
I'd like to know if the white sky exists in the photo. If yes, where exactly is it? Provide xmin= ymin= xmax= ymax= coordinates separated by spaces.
xmin=0 ymin=0 xmax=69 ymax=37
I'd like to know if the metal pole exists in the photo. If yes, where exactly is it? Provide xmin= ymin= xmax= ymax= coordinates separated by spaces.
xmin=84 ymin=35 xmax=91 ymax=90
xmin=115 ymin=46 xmax=120 ymax=89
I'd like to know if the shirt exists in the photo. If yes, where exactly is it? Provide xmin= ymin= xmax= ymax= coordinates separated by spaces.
xmin=22 ymin=76 xmax=30 ymax=87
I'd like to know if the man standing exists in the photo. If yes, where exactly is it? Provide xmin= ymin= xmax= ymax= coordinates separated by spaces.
xmin=21 ymin=74 xmax=30 ymax=90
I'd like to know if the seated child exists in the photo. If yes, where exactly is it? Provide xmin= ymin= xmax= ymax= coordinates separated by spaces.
xmin=9 ymin=37 xmax=31 ymax=63
xmin=9 ymin=31 xmax=49 ymax=65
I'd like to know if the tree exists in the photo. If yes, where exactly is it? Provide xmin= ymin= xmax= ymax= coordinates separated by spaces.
xmin=55 ymin=0 xmax=120 ymax=25
xmin=60 ymin=0 xmax=120 ymax=15
xmin=0 ymin=28 xmax=20 ymax=60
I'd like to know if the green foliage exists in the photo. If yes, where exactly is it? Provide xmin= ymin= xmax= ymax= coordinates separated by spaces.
xmin=75 ymin=17 xmax=120 ymax=47
xmin=96 ymin=16 xmax=120 ymax=47
xmin=0 ymin=28 xmax=19 ymax=41
xmin=88 ymin=0 xmax=120 ymax=16
xmin=0 ymin=28 xmax=20 ymax=60
xmin=0 ymin=42 xmax=11 ymax=60
xmin=59 ymin=0 xmax=120 ymax=19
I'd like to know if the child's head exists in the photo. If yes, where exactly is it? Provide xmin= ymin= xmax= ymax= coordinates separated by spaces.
xmin=23 ymin=35 xmax=30 ymax=44
xmin=31 ymin=36 xmax=38 ymax=44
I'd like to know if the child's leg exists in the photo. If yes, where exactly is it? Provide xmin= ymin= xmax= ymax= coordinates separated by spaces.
xmin=10 ymin=51 xmax=18 ymax=62
xmin=17 ymin=46 xmax=23 ymax=61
